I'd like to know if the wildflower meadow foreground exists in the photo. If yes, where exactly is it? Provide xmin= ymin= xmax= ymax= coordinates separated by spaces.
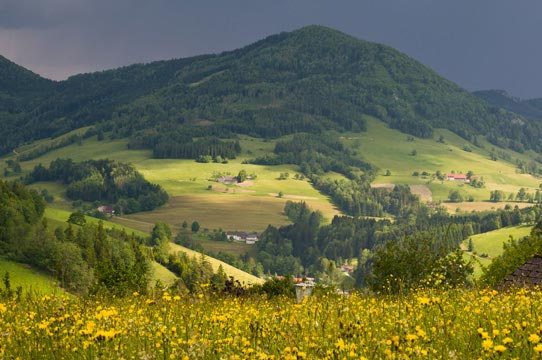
xmin=1 ymin=288 xmax=542 ymax=359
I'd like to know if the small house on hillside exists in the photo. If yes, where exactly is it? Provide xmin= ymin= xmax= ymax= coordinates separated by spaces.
xmin=97 ymin=205 xmax=115 ymax=217
xmin=226 ymin=231 xmax=261 ymax=244
xmin=502 ymin=254 xmax=542 ymax=289
xmin=218 ymin=176 xmax=238 ymax=184
xmin=446 ymin=174 xmax=467 ymax=181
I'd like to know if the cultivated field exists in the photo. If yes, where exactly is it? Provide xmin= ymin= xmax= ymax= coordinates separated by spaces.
xmin=441 ymin=201 xmax=534 ymax=213
xmin=118 ymin=194 xmax=289 ymax=233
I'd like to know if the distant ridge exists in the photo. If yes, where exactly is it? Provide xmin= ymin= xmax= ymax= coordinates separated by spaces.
xmin=474 ymin=89 xmax=542 ymax=121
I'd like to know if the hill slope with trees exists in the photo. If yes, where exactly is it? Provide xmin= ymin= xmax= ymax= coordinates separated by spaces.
xmin=1 ymin=26 xmax=541 ymax=157
xmin=474 ymin=89 xmax=542 ymax=121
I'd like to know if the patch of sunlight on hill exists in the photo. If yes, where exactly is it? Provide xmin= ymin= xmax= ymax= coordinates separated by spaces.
xmin=169 ymin=243 xmax=263 ymax=285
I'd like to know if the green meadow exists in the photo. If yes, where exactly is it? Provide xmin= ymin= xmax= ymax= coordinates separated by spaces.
xmin=461 ymin=224 xmax=534 ymax=277
xmin=12 ymin=134 xmax=340 ymax=232
xmin=345 ymin=116 xmax=541 ymax=202
xmin=0 ymin=258 xmax=63 ymax=295
xmin=151 ymin=262 xmax=179 ymax=286
xmin=463 ymin=224 xmax=533 ymax=259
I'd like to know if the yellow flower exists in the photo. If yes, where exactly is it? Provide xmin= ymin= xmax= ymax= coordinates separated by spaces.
xmin=417 ymin=297 xmax=430 ymax=305
xmin=482 ymin=339 xmax=493 ymax=351
xmin=502 ymin=337 xmax=513 ymax=344
xmin=529 ymin=334 xmax=541 ymax=344
xmin=494 ymin=345 xmax=506 ymax=353
xmin=534 ymin=344 xmax=542 ymax=353
xmin=336 ymin=338 xmax=346 ymax=351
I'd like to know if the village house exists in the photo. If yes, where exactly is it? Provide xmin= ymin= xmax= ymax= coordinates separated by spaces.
xmin=218 ymin=176 xmax=238 ymax=184
xmin=97 ymin=205 xmax=115 ymax=217
xmin=293 ymin=277 xmax=315 ymax=285
xmin=226 ymin=231 xmax=261 ymax=244
xmin=446 ymin=173 xmax=467 ymax=181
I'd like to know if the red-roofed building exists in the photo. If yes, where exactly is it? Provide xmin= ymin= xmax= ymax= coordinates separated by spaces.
xmin=446 ymin=174 xmax=467 ymax=181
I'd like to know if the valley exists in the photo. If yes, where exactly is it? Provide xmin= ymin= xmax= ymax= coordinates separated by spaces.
xmin=2 ymin=3 xmax=542 ymax=357
xmin=1 ymin=25 xmax=542 ymax=297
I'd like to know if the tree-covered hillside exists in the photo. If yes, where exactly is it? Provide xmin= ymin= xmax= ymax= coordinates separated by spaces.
xmin=2 ymin=25 xmax=542 ymax=157
xmin=474 ymin=89 xmax=542 ymax=121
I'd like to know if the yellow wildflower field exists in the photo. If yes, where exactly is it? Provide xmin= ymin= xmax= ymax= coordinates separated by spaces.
xmin=1 ymin=288 xmax=542 ymax=359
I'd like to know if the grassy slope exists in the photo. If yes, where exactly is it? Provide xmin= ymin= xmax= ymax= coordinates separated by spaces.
xmin=345 ymin=116 xmax=541 ymax=207
xmin=42 ymin=208 xmax=260 ymax=285
xmin=461 ymin=224 xmax=533 ymax=277
xmin=0 ymin=258 xmax=63 ymax=295
xmin=169 ymin=243 xmax=263 ymax=285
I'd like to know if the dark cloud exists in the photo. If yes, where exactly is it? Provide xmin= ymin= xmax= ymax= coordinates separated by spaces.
xmin=0 ymin=0 xmax=541 ymax=98
xmin=0 ymin=0 xmax=88 ymax=28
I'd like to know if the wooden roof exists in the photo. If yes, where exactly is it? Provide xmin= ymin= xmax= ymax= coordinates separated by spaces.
xmin=503 ymin=254 xmax=542 ymax=288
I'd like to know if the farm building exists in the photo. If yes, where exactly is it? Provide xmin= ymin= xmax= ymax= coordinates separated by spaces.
xmin=218 ymin=176 xmax=238 ymax=184
xmin=226 ymin=231 xmax=261 ymax=244
xmin=502 ymin=254 xmax=542 ymax=289
xmin=97 ymin=205 xmax=115 ymax=217
xmin=446 ymin=174 xmax=467 ymax=181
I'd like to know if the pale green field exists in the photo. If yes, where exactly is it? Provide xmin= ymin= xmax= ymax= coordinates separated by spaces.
xmin=462 ymin=224 xmax=533 ymax=258
xmin=346 ymin=116 xmax=541 ymax=202
xmin=461 ymin=224 xmax=533 ymax=278
xmin=44 ymin=208 xmax=149 ymax=238
xmin=151 ymin=262 xmax=178 ymax=286
xmin=0 ymin=258 xmax=63 ymax=295
xmin=441 ymin=201 xmax=534 ymax=213
xmin=193 ymin=236 xmax=257 ymax=257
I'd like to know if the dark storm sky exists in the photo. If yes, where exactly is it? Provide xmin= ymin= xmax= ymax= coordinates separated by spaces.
xmin=1 ymin=0 xmax=541 ymax=98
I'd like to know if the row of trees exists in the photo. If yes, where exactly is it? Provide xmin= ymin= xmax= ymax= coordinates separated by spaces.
xmin=153 ymin=136 xmax=241 ymax=160
xmin=490 ymin=187 xmax=542 ymax=203
xmin=256 ymin=199 xmax=540 ymax=291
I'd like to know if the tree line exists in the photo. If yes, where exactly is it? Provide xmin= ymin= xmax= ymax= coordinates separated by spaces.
xmin=255 ymin=199 xmax=540 ymax=291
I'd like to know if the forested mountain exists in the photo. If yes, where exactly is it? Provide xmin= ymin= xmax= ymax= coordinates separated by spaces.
xmin=2 ymin=25 xmax=542 ymax=156
xmin=474 ymin=89 xmax=542 ymax=121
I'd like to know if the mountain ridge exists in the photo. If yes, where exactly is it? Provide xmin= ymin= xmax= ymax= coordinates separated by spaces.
xmin=474 ymin=89 xmax=542 ymax=121
xmin=1 ymin=25 xmax=541 ymax=156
